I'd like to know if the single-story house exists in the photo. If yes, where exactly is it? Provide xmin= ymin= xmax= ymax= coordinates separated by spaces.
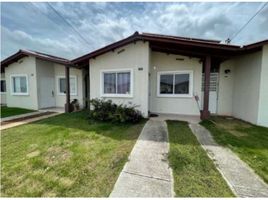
xmin=1 ymin=50 xmax=86 ymax=110
xmin=1 ymin=32 xmax=268 ymax=127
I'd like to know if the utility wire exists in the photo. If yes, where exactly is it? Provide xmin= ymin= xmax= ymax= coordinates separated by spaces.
xmin=46 ymin=2 xmax=91 ymax=47
xmin=28 ymin=2 xmax=64 ymax=30
xmin=226 ymin=2 xmax=268 ymax=43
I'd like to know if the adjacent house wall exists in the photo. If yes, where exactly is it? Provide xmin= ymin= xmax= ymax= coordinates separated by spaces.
xmin=232 ymin=51 xmax=262 ymax=124
xmin=90 ymin=41 xmax=150 ymax=117
xmin=257 ymin=45 xmax=268 ymax=127
xmin=149 ymin=52 xmax=202 ymax=115
xmin=1 ymin=73 xmax=6 ymax=105
xmin=5 ymin=56 xmax=39 ymax=110
xmin=217 ymin=60 xmax=235 ymax=116
xmin=54 ymin=64 xmax=84 ymax=108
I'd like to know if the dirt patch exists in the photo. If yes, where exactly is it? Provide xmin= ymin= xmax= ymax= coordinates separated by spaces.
xmin=58 ymin=177 xmax=74 ymax=188
xmin=44 ymin=146 xmax=72 ymax=166
xmin=42 ymin=191 xmax=57 ymax=197
xmin=27 ymin=150 xmax=40 ymax=158
xmin=229 ymin=130 xmax=247 ymax=137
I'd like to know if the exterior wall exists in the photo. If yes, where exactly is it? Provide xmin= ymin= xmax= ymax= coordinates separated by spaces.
xmin=5 ymin=56 xmax=39 ymax=110
xmin=36 ymin=59 xmax=56 ymax=109
xmin=1 ymin=73 xmax=6 ymax=105
xmin=217 ymin=60 xmax=235 ymax=116
xmin=54 ymin=64 xmax=84 ymax=108
xmin=149 ymin=52 xmax=202 ymax=115
xmin=90 ymin=41 xmax=150 ymax=117
xmin=257 ymin=45 xmax=268 ymax=127
xmin=232 ymin=51 xmax=262 ymax=124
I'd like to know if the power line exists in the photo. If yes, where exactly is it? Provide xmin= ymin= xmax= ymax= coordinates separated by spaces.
xmin=46 ymin=2 xmax=91 ymax=47
xmin=226 ymin=2 xmax=268 ymax=43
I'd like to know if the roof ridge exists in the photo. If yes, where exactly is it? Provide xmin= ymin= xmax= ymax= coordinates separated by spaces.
xmin=140 ymin=32 xmax=221 ymax=44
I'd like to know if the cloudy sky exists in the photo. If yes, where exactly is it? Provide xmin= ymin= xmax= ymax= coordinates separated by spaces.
xmin=1 ymin=2 xmax=268 ymax=60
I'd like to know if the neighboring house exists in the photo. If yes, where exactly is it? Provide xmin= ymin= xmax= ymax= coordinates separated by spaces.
xmin=1 ymin=32 xmax=268 ymax=127
xmin=1 ymin=50 xmax=85 ymax=110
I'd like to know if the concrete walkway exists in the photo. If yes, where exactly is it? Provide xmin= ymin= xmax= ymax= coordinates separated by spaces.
xmin=1 ymin=111 xmax=41 ymax=122
xmin=0 ymin=112 xmax=61 ymax=131
xmin=189 ymin=123 xmax=268 ymax=197
xmin=110 ymin=119 xmax=174 ymax=197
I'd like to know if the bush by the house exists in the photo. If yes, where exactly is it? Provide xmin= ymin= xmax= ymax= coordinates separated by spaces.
xmin=89 ymin=98 xmax=143 ymax=123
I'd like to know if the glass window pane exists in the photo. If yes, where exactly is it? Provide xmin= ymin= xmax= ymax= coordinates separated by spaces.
xmin=175 ymin=74 xmax=189 ymax=94
xmin=104 ymin=73 xmax=116 ymax=94
xmin=1 ymin=80 xmax=6 ymax=92
xmin=59 ymin=78 xmax=66 ymax=93
xmin=160 ymin=74 xmax=173 ymax=94
xmin=117 ymin=72 xmax=130 ymax=94
xmin=20 ymin=77 xmax=27 ymax=93
xmin=13 ymin=77 xmax=21 ymax=93
xmin=70 ymin=77 xmax=76 ymax=94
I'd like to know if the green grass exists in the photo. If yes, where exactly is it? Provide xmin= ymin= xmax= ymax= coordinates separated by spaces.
xmin=1 ymin=111 xmax=146 ymax=197
xmin=1 ymin=106 xmax=35 ymax=118
xmin=167 ymin=120 xmax=234 ymax=197
xmin=200 ymin=116 xmax=268 ymax=184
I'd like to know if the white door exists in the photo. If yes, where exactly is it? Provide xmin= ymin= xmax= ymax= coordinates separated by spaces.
xmin=39 ymin=77 xmax=56 ymax=108
xmin=201 ymin=73 xmax=219 ymax=114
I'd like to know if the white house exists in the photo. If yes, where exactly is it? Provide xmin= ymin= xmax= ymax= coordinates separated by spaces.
xmin=1 ymin=32 xmax=268 ymax=127
xmin=1 ymin=50 xmax=85 ymax=110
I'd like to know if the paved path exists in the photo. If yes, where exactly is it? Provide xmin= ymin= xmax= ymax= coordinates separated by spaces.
xmin=0 ymin=112 xmax=61 ymax=131
xmin=0 ymin=111 xmax=42 ymax=122
xmin=110 ymin=119 xmax=174 ymax=197
xmin=189 ymin=123 xmax=268 ymax=197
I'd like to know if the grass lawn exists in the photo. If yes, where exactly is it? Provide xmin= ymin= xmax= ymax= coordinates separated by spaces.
xmin=1 ymin=111 xmax=146 ymax=197
xmin=200 ymin=116 xmax=268 ymax=184
xmin=167 ymin=120 xmax=234 ymax=197
xmin=1 ymin=106 xmax=35 ymax=118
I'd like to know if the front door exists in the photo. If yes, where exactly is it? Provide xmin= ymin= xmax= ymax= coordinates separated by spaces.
xmin=201 ymin=72 xmax=219 ymax=114
xmin=39 ymin=77 xmax=56 ymax=108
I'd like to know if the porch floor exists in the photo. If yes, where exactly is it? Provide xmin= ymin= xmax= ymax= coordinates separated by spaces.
xmin=39 ymin=107 xmax=65 ymax=113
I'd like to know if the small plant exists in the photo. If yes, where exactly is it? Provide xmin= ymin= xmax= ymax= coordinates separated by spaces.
xmin=89 ymin=98 xmax=143 ymax=123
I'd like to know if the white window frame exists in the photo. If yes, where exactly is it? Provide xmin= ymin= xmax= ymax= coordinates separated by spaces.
xmin=10 ymin=74 xmax=29 ymax=96
xmin=100 ymin=69 xmax=133 ymax=98
xmin=0 ymin=78 xmax=6 ymax=94
xmin=57 ymin=75 xmax=78 ymax=96
xmin=157 ymin=70 xmax=193 ymax=98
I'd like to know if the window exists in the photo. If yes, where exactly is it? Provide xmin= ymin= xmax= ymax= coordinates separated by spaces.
xmin=57 ymin=76 xmax=77 ymax=95
xmin=0 ymin=80 xmax=6 ymax=93
xmin=10 ymin=75 xmax=28 ymax=95
xmin=101 ymin=69 xmax=132 ymax=97
xmin=158 ymin=71 xmax=193 ymax=97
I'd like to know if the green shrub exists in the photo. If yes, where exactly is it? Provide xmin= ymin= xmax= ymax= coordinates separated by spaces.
xmin=89 ymin=98 xmax=143 ymax=123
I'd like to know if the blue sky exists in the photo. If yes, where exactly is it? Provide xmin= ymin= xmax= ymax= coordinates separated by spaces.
xmin=1 ymin=2 xmax=268 ymax=60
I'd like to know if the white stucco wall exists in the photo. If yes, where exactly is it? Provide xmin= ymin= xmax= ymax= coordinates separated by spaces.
xmin=54 ymin=64 xmax=84 ymax=108
xmin=257 ymin=45 xmax=268 ymax=127
xmin=5 ymin=56 xmax=39 ymax=110
xmin=217 ymin=60 xmax=235 ymax=116
xmin=149 ymin=52 xmax=202 ymax=115
xmin=232 ymin=51 xmax=262 ymax=124
xmin=90 ymin=41 xmax=150 ymax=117
xmin=1 ymin=73 xmax=6 ymax=105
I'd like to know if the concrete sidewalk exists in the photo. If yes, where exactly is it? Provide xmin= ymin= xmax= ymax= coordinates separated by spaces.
xmin=189 ymin=123 xmax=268 ymax=197
xmin=0 ymin=112 xmax=61 ymax=131
xmin=110 ymin=119 xmax=174 ymax=197
xmin=1 ymin=111 xmax=41 ymax=122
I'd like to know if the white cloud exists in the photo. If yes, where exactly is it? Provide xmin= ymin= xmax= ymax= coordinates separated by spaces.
xmin=1 ymin=2 xmax=268 ymax=60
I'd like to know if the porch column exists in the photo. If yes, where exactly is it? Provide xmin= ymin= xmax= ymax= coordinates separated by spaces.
xmin=65 ymin=65 xmax=70 ymax=113
xmin=201 ymin=55 xmax=211 ymax=120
